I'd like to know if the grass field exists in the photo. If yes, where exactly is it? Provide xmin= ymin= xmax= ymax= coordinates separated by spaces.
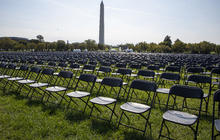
xmin=0 ymin=73 xmax=218 ymax=140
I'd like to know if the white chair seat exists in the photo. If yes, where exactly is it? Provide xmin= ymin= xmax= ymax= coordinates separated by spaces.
xmin=120 ymin=102 xmax=150 ymax=114
xmin=0 ymin=75 xmax=10 ymax=78
xmin=46 ymin=86 xmax=66 ymax=92
xmin=53 ymin=72 xmax=59 ymax=76
xmin=8 ymin=77 xmax=23 ymax=81
xmin=96 ymin=79 xmax=103 ymax=83
xmin=67 ymin=91 xmax=90 ymax=98
xmin=215 ymin=119 xmax=220 ymax=132
xmin=18 ymin=79 xmax=35 ymax=84
xmin=156 ymin=88 xmax=170 ymax=94
xmin=29 ymin=83 xmax=48 ymax=88
xmin=90 ymin=96 xmax=116 ymax=105
xmin=163 ymin=110 xmax=197 ymax=125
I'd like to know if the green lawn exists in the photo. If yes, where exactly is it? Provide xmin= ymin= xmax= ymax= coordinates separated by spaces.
xmin=0 ymin=77 xmax=217 ymax=140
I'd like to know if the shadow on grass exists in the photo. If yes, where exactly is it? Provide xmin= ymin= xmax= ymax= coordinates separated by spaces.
xmin=41 ymin=103 xmax=59 ymax=115
xmin=64 ymin=111 xmax=88 ymax=123
xmin=26 ymin=99 xmax=43 ymax=107
xmin=90 ymin=119 xmax=116 ymax=134
xmin=123 ymin=131 xmax=155 ymax=140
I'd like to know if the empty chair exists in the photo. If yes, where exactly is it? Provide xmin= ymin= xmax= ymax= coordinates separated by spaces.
xmin=211 ymin=68 xmax=220 ymax=87
xmin=156 ymin=73 xmax=181 ymax=104
xmin=96 ymin=66 xmax=111 ymax=77
xmin=16 ymin=67 xmax=42 ymax=94
xmin=137 ymin=69 xmax=155 ymax=81
xmin=165 ymin=65 xmax=181 ymax=74
xmin=185 ymin=74 xmax=212 ymax=114
xmin=158 ymin=85 xmax=204 ymax=140
xmin=212 ymin=89 xmax=220 ymax=140
xmin=44 ymin=71 xmax=73 ymax=104
xmin=27 ymin=68 xmax=55 ymax=100
xmin=81 ymin=64 xmax=96 ymax=74
xmin=117 ymin=79 xmax=157 ymax=135
xmin=66 ymin=74 xmax=97 ymax=113
xmin=89 ymin=77 xmax=123 ymax=122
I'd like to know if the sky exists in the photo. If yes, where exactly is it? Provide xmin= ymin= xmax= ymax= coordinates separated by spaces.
xmin=0 ymin=0 xmax=220 ymax=45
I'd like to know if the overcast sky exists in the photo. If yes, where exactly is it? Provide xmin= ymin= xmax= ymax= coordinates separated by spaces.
xmin=0 ymin=0 xmax=220 ymax=45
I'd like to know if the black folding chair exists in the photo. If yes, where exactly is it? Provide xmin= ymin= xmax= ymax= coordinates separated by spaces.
xmin=185 ymin=74 xmax=212 ymax=114
xmin=212 ymin=89 xmax=220 ymax=140
xmin=44 ymin=71 xmax=73 ymax=105
xmin=158 ymin=85 xmax=204 ymax=140
xmin=117 ymin=79 xmax=157 ymax=135
xmin=16 ymin=67 xmax=42 ymax=94
xmin=66 ymin=74 xmax=97 ymax=113
xmin=89 ymin=77 xmax=123 ymax=122
xmin=137 ymin=70 xmax=155 ymax=81
xmin=27 ymin=68 xmax=55 ymax=100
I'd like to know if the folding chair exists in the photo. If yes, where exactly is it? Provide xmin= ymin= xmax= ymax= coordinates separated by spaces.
xmin=137 ymin=70 xmax=155 ymax=81
xmin=211 ymin=68 xmax=220 ymax=88
xmin=185 ymin=74 xmax=212 ymax=114
xmin=16 ymin=67 xmax=42 ymax=94
xmin=27 ymin=68 xmax=55 ymax=100
xmin=4 ymin=65 xmax=29 ymax=90
xmin=66 ymin=74 xmax=97 ymax=113
xmin=44 ymin=71 xmax=73 ymax=105
xmin=89 ymin=77 xmax=123 ymax=122
xmin=156 ymin=72 xmax=180 ymax=105
xmin=158 ymin=85 xmax=204 ymax=140
xmin=117 ymin=79 xmax=157 ymax=135
xmin=0 ymin=64 xmax=17 ymax=82
xmin=212 ymin=89 xmax=220 ymax=140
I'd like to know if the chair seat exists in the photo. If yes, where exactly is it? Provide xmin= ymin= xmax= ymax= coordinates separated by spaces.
xmin=67 ymin=91 xmax=90 ymax=98
xmin=203 ymin=72 xmax=211 ymax=75
xmin=213 ymin=81 xmax=219 ymax=85
xmin=156 ymin=88 xmax=170 ymax=94
xmin=90 ymin=96 xmax=116 ymax=105
xmin=83 ymin=70 xmax=93 ymax=72
xmin=46 ymin=86 xmax=66 ymax=92
xmin=8 ymin=77 xmax=23 ymax=81
xmin=163 ymin=110 xmax=198 ymax=125
xmin=53 ymin=72 xmax=59 ymax=76
xmin=130 ymin=74 xmax=138 ymax=77
xmin=215 ymin=119 xmax=220 ymax=132
xmin=120 ymin=102 xmax=150 ymax=114
xmin=96 ymin=79 xmax=103 ymax=83
xmin=29 ymin=82 xmax=49 ymax=88
xmin=0 ymin=75 xmax=10 ymax=78
xmin=111 ymin=72 xmax=120 ymax=75
xmin=203 ymin=93 xmax=208 ymax=98
xmin=18 ymin=79 xmax=35 ymax=84
xmin=123 ymin=82 xmax=128 ymax=85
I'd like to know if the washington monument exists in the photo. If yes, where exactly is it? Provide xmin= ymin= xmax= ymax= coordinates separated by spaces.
xmin=99 ymin=1 xmax=104 ymax=45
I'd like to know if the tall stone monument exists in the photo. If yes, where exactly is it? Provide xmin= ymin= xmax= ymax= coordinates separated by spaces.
xmin=99 ymin=1 xmax=104 ymax=45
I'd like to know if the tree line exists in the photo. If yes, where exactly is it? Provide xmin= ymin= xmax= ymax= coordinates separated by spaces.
xmin=0 ymin=35 xmax=219 ymax=54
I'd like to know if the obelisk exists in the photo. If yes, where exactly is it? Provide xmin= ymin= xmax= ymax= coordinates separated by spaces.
xmin=99 ymin=1 xmax=104 ymax=45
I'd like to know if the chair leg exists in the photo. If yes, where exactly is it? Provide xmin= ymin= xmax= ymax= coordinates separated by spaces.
xmin=158 ymin=119 xmax=165 ymax=139
xmin=117 ymin=111 xmax=124 ymax=128
xmin=89 ymin=104 xmax=95 ymax=118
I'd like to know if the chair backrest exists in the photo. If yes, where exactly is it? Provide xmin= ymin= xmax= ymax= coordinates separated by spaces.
xmin=98 ymin=66 xmax=111 ymax=73
xmin=169 ymin=85 xmax=204 ymax=99
xmin=41 ymin=68 xmax=54 ymax=75
xmin=165 ymin=66 xmax=181 ymax=73
xmin=187 ymin=67 xmax=204 ymax=73
xmin=83 ymin=64 xmax=96 ymax=70
xmin=137 ymin=70 xmax=155 ymax=77
xmin=70 ymin=63 xmax=80 ymax=69
xmin=79 ymin=74 xmax=97 ymax=83
xmin=130 ymin=79 xmax=157 ymax=92
xmin=117 ymin=68 xmax=132 ymax=75
xmin=212 ymin=89 xmax=220 ymax=139
xmin=58 ymin=71 xmax=73 ymax=78
xmin=187 ymin=75 xmax=211 ymax=84
xmin=7 ymin=64 xmax=16 ymax=69
xmin=148 ymin=65 xmax=159 ymax=71
xmin=211 ymin=68 xmax=220 ymax=75
xmin=30 ymin=67 xmax=41 ymax=73
xmin=19 ymin=65 xmax=29 ymax=71
xmin=101 ymin=77 xmax=123 ymax=87
xmin=160 ymin=72 xmax=180 ymax=81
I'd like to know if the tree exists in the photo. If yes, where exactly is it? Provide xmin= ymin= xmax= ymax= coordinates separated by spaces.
xmin=160 ymin=35 xmax=172 ymax=47
xmin=172 ymin=39 xmax=186 ymax=53
xmin=84 ymin=39 xmax=97 ymax=51
xmin=36 ymin=35 xmax=44 ymax=42
xmin=56 ymin=40 xmax=66 ymax=51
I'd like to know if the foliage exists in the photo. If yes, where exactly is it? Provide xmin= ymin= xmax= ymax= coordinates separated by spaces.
xmin=36 ymin=35 xmax=44 ymax=42
xmin=0 ymin=35 xmax=219 ymax=54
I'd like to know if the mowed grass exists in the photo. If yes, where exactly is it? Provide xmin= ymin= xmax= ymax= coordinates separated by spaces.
xmin=0 ymin=74 xmax=217 ymax=140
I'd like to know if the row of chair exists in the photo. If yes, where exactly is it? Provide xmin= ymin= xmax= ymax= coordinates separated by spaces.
xmin=0 ymin=62 xmax=220 ymax=139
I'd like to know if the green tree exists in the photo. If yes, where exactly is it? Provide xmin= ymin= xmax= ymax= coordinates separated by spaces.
xmin=160 ymin=35 xmax=172 ymax=47
xmin=36 ymin=35 xmax=44 ymax=42
xmin=56 ymin=40 xmax=66 ymax=51
xmin=172 ymin=39 xmax=186 ymax=53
